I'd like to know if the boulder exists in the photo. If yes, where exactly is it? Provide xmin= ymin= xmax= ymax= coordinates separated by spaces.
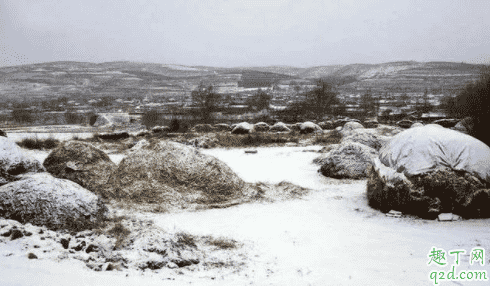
xmin=340 ymin=121 xmax=364 ymax=137
xmin=299 ymin=122 xmax=322 ymax=134
xmin=106 ymin=141 xmax=250 ymax=209
xmin=95 ymin=131 xmax=130 ymax=140
xmin=410 ymin=122 xmax=424 ymax=128
xmin=214 ymin=123 xmax=231 ymax=132
xmin=231 ymin=122 xmax=255 ymax=134
xmin=318 ymin=121 xmax=334 ymax=130
xmin=253 ymin=122 xmax=270 ymax=132
xmin=151 ymin=126 xmax=170 ymax=134
xmin=318 ymin=142 xmax=378 ymax=179
xmin=43 ymin=141 xmax=117 ymax=198
xmin=367 ymin=125 xmax=490 ymax=218
xmin=396 ymin=120 xmax=413 ymax=129
xmin=0 ymin=137 xmax=44 ymax=186
xmin=269 ymin=122 xmax=291 ymax=132
xmin=432 ymin=119 xmax=459 ymax=128
xmin=191 ymin=124 xmax=216 ymax=133
xmin=0 ymin=130 xmax=6 ymax=137
xmin=0 ymin=173 xmax=107 ymax=230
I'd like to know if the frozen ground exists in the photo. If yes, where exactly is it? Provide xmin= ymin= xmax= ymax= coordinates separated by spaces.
xmin=1 ymin=145 xmax=489 ymax=285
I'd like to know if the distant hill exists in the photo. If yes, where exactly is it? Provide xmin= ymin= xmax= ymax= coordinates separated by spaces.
xmin=0 ymin=61 xmax=486 ymax=100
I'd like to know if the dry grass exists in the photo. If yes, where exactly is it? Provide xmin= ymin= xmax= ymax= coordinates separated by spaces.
xmin=313 ymin=130 xmax=342 ymax=145
xmin=16 ymin=136 xmax=60 ymax=150
xmin=175 ymin=231 xmax=197 ymax=248
xmin=203 ymin=236 xmax=239 ymax=249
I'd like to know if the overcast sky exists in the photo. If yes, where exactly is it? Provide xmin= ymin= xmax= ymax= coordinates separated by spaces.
xmin=1 ymin=0 xmax=489 ymax=68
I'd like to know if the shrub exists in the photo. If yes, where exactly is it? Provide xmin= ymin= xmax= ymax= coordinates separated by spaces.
xmin=17 ymin=136 xmax=60 ymax=150
xmin=169 ymin=118 xmax=180 ymax=132
xmin=141 ymin=110 xmax=161 ymax=130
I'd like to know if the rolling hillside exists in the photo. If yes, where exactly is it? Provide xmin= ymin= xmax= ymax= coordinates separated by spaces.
xmin=0 ymin=61 xmax=486 ymax=101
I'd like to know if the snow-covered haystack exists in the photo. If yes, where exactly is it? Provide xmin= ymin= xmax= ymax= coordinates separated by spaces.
xmin=0 ymin=173 xmax=107 ymax=230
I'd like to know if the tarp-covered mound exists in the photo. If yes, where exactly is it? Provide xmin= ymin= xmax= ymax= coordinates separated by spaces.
xmin=254 ymin=122 xmax=270 ymax=132
xmin=299 ymin=122 xmax=322 ymax=134
xmin=0 ymin=137 xmax=45 ymax=185
xmin=0 ymin=173 xmax=107 ymax=230
xmin=319 ymin=142 xmax=378 ymax=179
xmin=269 ymin=122 xmax=290 ymax=132
xmin=106 ymin=141 xmax=252 ymax=210
xmin=214 ymin=123 xmax=231 ymax=131
xmin=231 ymin=122 xmax=255 ymax=134
xmin=367 ymin=124 xmax=490 ymax=218
xmin=43 ymin=141 xmax=117 ymax=198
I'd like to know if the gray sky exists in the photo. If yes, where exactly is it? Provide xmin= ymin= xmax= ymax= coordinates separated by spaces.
xmin=1 ymin=0 xmax=489 ymax=68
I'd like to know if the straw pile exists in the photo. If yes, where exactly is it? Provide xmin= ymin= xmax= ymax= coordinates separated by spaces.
xmin=43 ymin=141 xmax=117 ymax=198
xmin=106 ymin=141 xmax=250 ymax=210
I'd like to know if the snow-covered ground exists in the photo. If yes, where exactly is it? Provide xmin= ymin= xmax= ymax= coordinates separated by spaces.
xmin=1 ymin=145 xmax=490 ymax=285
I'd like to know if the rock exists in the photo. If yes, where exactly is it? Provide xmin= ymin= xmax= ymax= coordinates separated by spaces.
xmin=151 ymin=126 xmax=170 ymax=134
xmin=213 ymin=123 xmax=231 ymax=132
xmin=105 ymin=141 xmax=250 ymax=209
xmin=289 ymin=123 xmax=301 ymax=132
xmin=317 ymin=121 xmax=334 ymax=130
xmin=191 ymin=124 xmax=216 ymax=133
xmin=319 ymin=142 xmax=378 ymax=179
xmin=95 ymin=131 xmax=130 ymax=141
xmin=72 ymin=241 xmax=87 ymax=251
xmin=10 ymin=229 xmax=24 ymax=240
xmin=27 ymin=253 xmax=38 ymax=259
xmin=299 ymin=122 xmax=322 ymax=134
xmin=187 ymin=134 xmax=219 ymax=149
xmin=340 ymin=121 xmax=364 ymax=137
xmin=0 ymin=173 xmax=108 ymax=231
xmin=0 ymin=136 xmax=45 ymax=186
xmin=0 ymin=130 xmax=6 ymax=137
xmin=43 ymin=141 xmax=117 ymax=198
xmin=166 ymin=261 xmax=179 ymax=269
xmin=253 ymin=122 xmax=270 ymax=132
xmin=60 ymin=238 xmax=70 ymax=249
xmin=86 ymin=244 xmax=99 ymax=254
xmin=231 ymin=122 xmax=255 ymax=134
xmin=269 ymin=122 xmax=291 ymax=132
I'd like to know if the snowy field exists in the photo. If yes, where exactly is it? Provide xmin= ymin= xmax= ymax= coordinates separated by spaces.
xmin=1 ymin=144 xmax=489 ymax=285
